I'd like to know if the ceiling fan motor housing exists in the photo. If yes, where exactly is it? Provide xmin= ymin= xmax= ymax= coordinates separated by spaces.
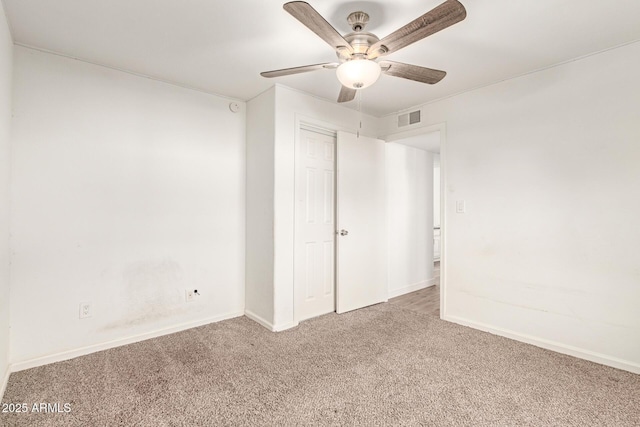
xmin=343 ymin=32 xmax=380 ymax=57
xmin=342 ymin=11 xmax=382 ymax=58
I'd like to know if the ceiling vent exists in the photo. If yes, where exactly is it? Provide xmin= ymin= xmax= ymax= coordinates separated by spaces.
xmin=397 ymin=110 xmax=421 ymax=127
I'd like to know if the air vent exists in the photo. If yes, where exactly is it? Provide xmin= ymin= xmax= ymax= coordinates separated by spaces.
xmin=409 ymin=110 xmax=421 ymax=124
xmin=397 ymin=110 xmax=421 ymax=127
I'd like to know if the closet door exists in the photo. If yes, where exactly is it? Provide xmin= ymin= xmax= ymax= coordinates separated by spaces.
xmin=294 ymin=128 xmax=336 ymax=321
xmin=336 ymin=131 xmax=387 ymax=313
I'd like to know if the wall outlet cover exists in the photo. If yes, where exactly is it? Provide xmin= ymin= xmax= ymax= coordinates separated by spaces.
xmin=79 ymin=302 xmax=92 ymax=319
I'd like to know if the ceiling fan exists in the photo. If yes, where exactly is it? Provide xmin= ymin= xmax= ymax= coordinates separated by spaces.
xmin=261 ymin=0 xmax=467 ymax=103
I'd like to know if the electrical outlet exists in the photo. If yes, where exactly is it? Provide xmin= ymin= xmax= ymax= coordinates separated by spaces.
xmin=185 ymin=289 xmax=200 ymax=303
xmin=79 ymin=302 xmax=92 ymax=319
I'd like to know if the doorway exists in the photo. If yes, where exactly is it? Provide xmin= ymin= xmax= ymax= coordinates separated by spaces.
xmin=384 ymin=124 xmax=446 ymax=318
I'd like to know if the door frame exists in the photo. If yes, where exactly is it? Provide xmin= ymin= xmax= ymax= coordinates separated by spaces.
xmin=383 ymin=122 xmax=448 ymax=318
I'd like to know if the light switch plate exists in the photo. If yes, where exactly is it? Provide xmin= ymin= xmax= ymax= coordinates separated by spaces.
xmin=456 ymin=200 xmax=466 ymax=213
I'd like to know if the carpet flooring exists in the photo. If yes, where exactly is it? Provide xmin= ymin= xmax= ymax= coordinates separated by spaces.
xmin=1 ymin=303 xmax=639 ymax=426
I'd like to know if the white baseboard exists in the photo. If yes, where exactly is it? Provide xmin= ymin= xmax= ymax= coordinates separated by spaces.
xmin=0 ymin=365 xmax=9 ymax=401
xmin=443 ymin=314 xmax=640 ymax=375
xmin=244 ymin=310 xmax=298 ymax=332
xmin=272 ymin=321 xmax=298 ymax=332
xmin=10 ymin=310 xmax=244 ymax=373
xmin=388 ymin=278 xmax=437 ymax=299
xmin=244 ymin=309 xmax=275 ymax=331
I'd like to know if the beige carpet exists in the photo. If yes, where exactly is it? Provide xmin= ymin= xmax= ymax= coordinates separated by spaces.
xmin=1 ymin=303 xmax=639 ymax=426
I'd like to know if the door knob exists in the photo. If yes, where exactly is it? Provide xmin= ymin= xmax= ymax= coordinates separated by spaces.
xmin=340 ymin=229 xmax=349 ymax=236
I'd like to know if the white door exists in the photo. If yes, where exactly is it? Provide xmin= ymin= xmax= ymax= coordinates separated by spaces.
xmin=336 ymin=131 xmax=387 ymax=313
xmin=294 ymin=128 xmax=336 ymax=321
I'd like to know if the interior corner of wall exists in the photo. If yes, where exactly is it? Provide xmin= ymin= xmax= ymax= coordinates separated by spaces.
xmin=1 ymin=360 xmax=10 ymax=400
xmin=244 ymin=308 xmax=275 ymax=332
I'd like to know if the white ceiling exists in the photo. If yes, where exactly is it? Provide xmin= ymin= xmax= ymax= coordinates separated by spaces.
xmin=3 ymin=0 xmax=640 ymax=117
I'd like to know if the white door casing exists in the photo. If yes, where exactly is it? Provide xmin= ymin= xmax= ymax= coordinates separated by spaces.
xmin=434 ymin=228 xmax=441 ymax=261
xmin=336 ymin=131 xmax=387 ymax=313
xmin=294 ymin=128 xmax=336 ymax=321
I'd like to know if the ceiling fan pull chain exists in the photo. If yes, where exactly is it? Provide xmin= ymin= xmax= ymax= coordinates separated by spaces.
xmin=357 ymin=90 xmax=362 ymax=139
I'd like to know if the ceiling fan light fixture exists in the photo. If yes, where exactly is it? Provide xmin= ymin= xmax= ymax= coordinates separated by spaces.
xmin=336 ymin=59 xmax=381 ymax=89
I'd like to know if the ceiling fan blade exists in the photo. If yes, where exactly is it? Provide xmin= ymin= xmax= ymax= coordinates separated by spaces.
xmin=367 ymin=0 xmax=466 ymax=59
xmin=261 ymin=63 xmax=338 ymax=78
xmin=379 ymin=61 xmax=446 ymax=84
xmin=284 ymin=2 xmax=354 ymax=54
xmin=337 ymin=86 xmax=357 ymax=103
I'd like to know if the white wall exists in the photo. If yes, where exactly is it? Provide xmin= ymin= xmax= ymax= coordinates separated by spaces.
xmin=380 ymin=41 xmax=640 ymax=373
xmin=245 ymin=87 xmax=276 ymax=326
xmin=10 ymin=47 xmax=246 ymax=367
xmin=386 ymin=143 xmax=435 ymax=298
xmin=0 ymin=2 xmax=13 ymax=395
